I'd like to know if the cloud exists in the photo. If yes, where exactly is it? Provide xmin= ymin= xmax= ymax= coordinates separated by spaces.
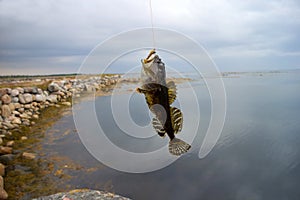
xmin=0 ymin=0 xmax=299 ymax=74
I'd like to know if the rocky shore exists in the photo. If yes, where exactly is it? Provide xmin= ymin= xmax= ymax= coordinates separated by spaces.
xmin=0 ymin=74 xmax=123 ymax=199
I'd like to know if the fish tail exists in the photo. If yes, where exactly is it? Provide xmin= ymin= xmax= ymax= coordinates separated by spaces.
xmin=168 ymin=138 xmax=191 ymax=156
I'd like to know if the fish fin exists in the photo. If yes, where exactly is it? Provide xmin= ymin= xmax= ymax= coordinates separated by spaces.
xmin=167 ymin=81 xmax=177 ymax=104
xmin=152 ymin=118 xmax=166 ymax=137
xmin=170 ymin=107 xmax=183 ymax=134
xmin=169 ymin=138 xmax=191 ymax=156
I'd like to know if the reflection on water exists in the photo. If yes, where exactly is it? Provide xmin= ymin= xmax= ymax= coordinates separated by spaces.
xmin=40 ymin=73 xmax=300 ymax=200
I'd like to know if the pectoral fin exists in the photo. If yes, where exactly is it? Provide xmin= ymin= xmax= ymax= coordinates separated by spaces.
xmin=167 ymin=81 xmax=177 ymax=104
xmin=152 ymin=117 xmax=166 ymax=137
xmin=170 ymin=107 xmax=183 ymax=134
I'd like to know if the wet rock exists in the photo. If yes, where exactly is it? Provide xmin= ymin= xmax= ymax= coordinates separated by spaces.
xmin=1 ymin=94 xmax=11 ymax=104
xmin=0 ymin=147 xmax=12 ymax=155
xmin=0 ymin=154 xmax=14 ymax=165
xmin=0 ymin=163 xmax=5 ymax=176
xmin=22 ymin=152 xmax=36 ymax=159
xmin=0 ymin=176 xmax=8 ymax=200
xmin=23 ymin=93 xmax=33 ymax=103
xmin=10 ymin=89 xmax=19 ymax=97
xmin=1 ymin=105 xmax=11 ymax=118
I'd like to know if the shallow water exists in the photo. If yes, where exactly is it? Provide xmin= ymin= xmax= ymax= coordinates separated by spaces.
xmin=40 ymin=72 xmax=300 ymax=200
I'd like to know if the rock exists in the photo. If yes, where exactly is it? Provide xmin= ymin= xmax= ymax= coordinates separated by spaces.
xmin=0 ymin=176 xmax=8 ymax=199
xmin=61 ymin=102 xmax=71 ymax=106
xmin=8 ymin=103 xmax=15 ymax=111
xmin=0 ymin=163 xmax=5 ymax=176
xmin=0 ymin=154 xmax=15 ymax=165
xmin=11 ymin=117 xmax=21 ymax=125
xmin=35 ymin=94 xmax=45 ymax=102
xmin=11 ymin=97 xmax=19 ymax=103
xmin=24 ymin=87 xmax=38 ymax=94
xmin=10 ymin=89 xmax=19 ymax=97
xmin=32 ymin=189 xmax=132 ymax=200
xmin=1 ymin=94 xmax=11 ymax=104
xmin=32 ymin=114 xmax=39 ymax=119
xmin=0 ymin=147 xmax=12 ymax=155
xmin=16 ymin=87 xmax=24 ymax=94
xmin=24 ymin=104 xmax=31 ymax=109
xmin=18 ymin=94 xmax=25 ymax=104
xmin=1 ymin=105 xmax=11 ymax=118
xmin=22 ymin=152 xmax=36 ymax=159
xmin=18 ymin=108 xmax=25 ymax=113
xmin=12 ymin=110 xmax=20 ymax=116
xmin=37 ymin=88 xmax=43 ymax=94
xmin=46 ymin=95 xmax=58 ymax=103
xmin=21 ymin=136 xmax=28 ymax=140
xmin=0 ymin=138 xmax=2 ymax=145
xmin=19 ymin=113 xmax=30 ymax=119
xmin=0 ymin=89 xmax=7 ymax=98
xmin=6 ymin=141 xmax=14 ymax=147
xmin=23 ymin=93 xmax=33 ymax=103
xmin=48 ymin=83 xmax=60 ymax=92
xmin=14 ymin=103 xmax=21 ymax=109
xmin=0 ymin=117 xmax=2 ymax=122
xmin=31 ymin=121 xmax=35 ymax=125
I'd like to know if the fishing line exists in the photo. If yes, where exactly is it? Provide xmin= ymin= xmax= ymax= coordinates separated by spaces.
xmin=149 ymin=0 xmax=156 ymax=48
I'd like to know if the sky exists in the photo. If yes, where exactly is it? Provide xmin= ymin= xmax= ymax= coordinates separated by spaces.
xmin=0 ymin=0 xmax=300 ymax=75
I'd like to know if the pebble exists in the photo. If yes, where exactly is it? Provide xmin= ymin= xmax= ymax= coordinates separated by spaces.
xmin=21 ymin=136 xmax=28 ymax=140
xmin=0 ymin=163 xmax=5 ymax=176
xmin=6 ymin=141 xmax=14 ymax=147
xmin=1 ymin=105 xmax=11 ymax=118
xmin=1 ymin=94 xmax=11 ymax=104
xmin=0 ymin=176 xmax=8 ymax=200
xmin=61 ymin=102 xmax=71 ymax=106
xmin=0 ymin=147 xmax=12 ymax=155
xmin=10 ymin=89 xmax=19 ymax=97
xmin=23 ymin=93 xmax=33 ymax=103
xmin=22 ymin=152 xmax=36 ymax=159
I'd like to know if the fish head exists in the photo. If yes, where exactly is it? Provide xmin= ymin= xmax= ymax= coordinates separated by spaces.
xmin=140 ymin=49 xmax=166 ymax=86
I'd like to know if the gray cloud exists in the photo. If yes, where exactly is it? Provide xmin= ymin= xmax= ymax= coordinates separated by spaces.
xmin=0 ymin=0 xmax=299 ymax=75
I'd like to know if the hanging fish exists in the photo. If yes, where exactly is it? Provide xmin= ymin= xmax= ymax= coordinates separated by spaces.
xmin=136 ymin=49 xmax=191 ymax=156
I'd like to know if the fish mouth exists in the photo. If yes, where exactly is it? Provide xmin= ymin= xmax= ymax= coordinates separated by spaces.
xmin=143 ymin=49 xmax=156 ymax=64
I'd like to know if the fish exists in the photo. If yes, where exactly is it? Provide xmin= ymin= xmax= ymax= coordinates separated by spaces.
xmin=136 ymin=49 xmax=191 ymax=156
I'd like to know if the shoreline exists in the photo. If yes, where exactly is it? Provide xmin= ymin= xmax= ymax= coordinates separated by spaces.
xmin=0 ymin=74 xmax=191 ymax=199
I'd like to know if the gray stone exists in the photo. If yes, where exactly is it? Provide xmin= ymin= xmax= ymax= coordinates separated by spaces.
xmin=1 ymin=94 xmax=11 ymax=104
xmin=35 ymin=94 xmax=45 ymax=102
xmin=23 ymin=93 xmax=33 ymax=103
xmin=37 ymin=88 xmax=43 ymax=94
xmin=48 ymin=83 xmax=60 ymax=92
xmin=46 ymin=94 xmax=58 ymax=103
xmin=11 ymin=97 xmax=19 ymax=103
xmin=1 ymin=105 xmax=11 ymax=118
xmin=10 ymin=89 xmax=19 ymax=97
xmin=24 ymin=87 xmax=38 ymax=94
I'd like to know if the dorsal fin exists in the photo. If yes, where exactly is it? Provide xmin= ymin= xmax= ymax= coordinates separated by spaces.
xmin=170 ymin=107 xmax=183 ymax=134
xmin=152 ymin=118 xmax=166 ymax=137
xmin=167 ymin=81 xmax=177 ymax=105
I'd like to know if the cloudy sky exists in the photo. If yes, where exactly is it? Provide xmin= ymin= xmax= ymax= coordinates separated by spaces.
xmin=0 ymin=0 xmax=299 ymax=75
